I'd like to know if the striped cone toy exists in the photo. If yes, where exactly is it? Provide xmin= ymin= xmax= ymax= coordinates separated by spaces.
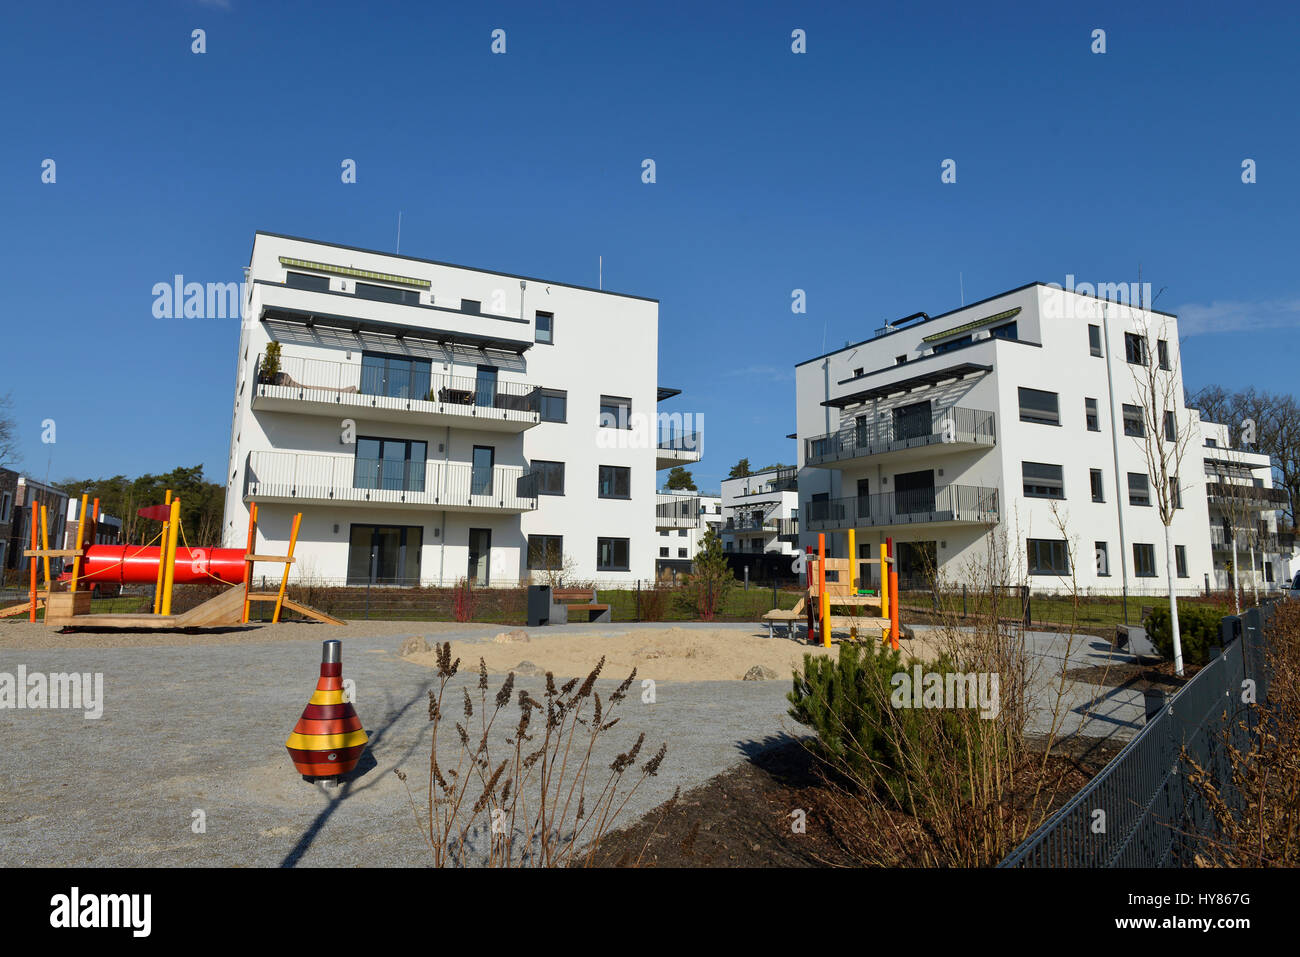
xmin=286 ymin=640 xmax=368 ymax=781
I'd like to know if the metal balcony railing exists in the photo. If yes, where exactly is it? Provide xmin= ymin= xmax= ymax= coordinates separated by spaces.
xmin=804 ymin=484 xmax=999 ymax=531
xmin=776 ymin=517 xmax=799 ymax=539
xmin=655 ymin=494 xmax=700 ymax=528
xmin=245 ymin=451 xmax=539 ymax=510
xmin=657 ymin=431 xmax=702 ymax=453
xmin=1204 ymin=482 xmax=1289 ymax=509
xmin=1210 ymin=526 xmax=1297 ymax=552
xmin=253 ymin=352 xmax=541 ymax=420
xmin=805 ymin=406 xmax=996 ymax=466
xmin=734 ymin=467 xmax=798 ymax=496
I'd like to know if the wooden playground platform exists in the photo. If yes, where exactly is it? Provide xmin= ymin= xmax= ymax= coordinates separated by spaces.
xmin=763 ymin=537 xmax=901 ymax=647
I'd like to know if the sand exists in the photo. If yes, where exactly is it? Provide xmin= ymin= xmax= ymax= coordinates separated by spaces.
xmin=403 ymin=625 xmax=850 ymax=683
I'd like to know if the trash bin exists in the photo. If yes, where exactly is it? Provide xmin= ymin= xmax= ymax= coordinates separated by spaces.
xmin=527 ymin=585 xmax=552 ymax=627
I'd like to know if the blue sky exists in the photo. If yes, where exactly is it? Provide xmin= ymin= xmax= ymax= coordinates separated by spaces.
xmin=2 ymin=0 xmax=1297 ymax=493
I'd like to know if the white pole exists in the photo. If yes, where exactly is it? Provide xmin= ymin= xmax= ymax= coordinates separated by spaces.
xmin=1165 ymin=526 xmax=1183 ymax=676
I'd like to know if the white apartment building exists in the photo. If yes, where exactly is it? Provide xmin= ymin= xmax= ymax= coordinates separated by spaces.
xmin=720 ymin=467 xmax=800 ymax=558
xmin=794 ymin=281 xmax=1290 ymax=596
xmin=654 ymin=490 xmax=721 ymax=577
xmin=224 ymin=232 xmax=695 ymax=587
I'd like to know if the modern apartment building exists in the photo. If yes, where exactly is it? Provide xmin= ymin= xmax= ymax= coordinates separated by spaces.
xmin=654 ymin=490 xmax=721 ymax=578
xmin=2 ymin=475 xmax=68 ymax=578
xmin=224 ymin=232 xmax=693 ymax=587
xmin=720 ymin=467 xmax=800 ymax=559
xmin=794 ymin=282 xmax=1292 ymax=595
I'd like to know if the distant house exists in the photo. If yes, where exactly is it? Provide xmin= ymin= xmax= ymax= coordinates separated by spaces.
xmin=0 ymin=467 xmax=19 ymax=575
xmin=64 ymin=498 xmax=124 ymax=550
xmin=2 ymin=476 xmax=69 ymax=579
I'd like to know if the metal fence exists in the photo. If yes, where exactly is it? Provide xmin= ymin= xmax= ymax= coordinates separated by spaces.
xmin=999 ymin=601 xmax=1277 ymax=867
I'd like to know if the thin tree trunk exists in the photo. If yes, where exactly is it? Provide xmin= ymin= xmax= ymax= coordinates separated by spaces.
xmin=1231 ymin=535 xmax=1241 ymax=614
xmin=1164 ymin=526 xmax=1184 ymax=677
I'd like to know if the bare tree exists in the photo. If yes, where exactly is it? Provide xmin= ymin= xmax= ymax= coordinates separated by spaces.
xmin=0 ymin=393 xmax=20 ymax=469
xmin=1128 ymin=317 xmax=1197 ymax=676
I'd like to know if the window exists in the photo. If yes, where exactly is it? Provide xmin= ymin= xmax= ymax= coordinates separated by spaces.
xmin=677 ymin=529 xmax=687 ymax=537
xmin=1175 ymin=545 xmax=1188 ymax=578
xmin=1095 ymin=542 xmax=1110 ymax=576
xmin=597 ymin=537 xmax=630 ymax=571
xmin=990 ymin=321 xmax=1018 ymax=340
xmin=1085 ymin=397 xmax=1100 ymax=432
xmin=1157 ymin=339 xmax=1170 ymax=370
xmin=353 ymin=437 xmax=427 ymax=492
xmin=471 ymin=445 xmax=495 ymax=495
xmin=1019 ymin=387 xmax=1060 ymax=425
xmin=535 ymin=311 xmax=553 ymax=344
xmin=1265 ymin=561 xmax=1274 ymax=584
xmin=1122 ymin=404 xmax=1145 ymax=437
xmin=361 ymin=352 xmax=432 ymax=400
xmin=1088 ymin=324 xmax=1102 ymax=356
xmin=527 ymin=535 xmax=564 ymax=570
xmin=1028 ymin=538 xmax=1070 ymax=575
xmin=598 ymin=465 xmax=631 ymax=498
xmin=1163 ymin=410 xmax=1177 ymax=442
xmin=1133 ymin=543 xmax=1157 ymax=577
xmin=1169 ymin=476 xmax=1182 ymax=509
xmin=1023 ymin=462 xmax=1065 ymax=499
xmin=659 ymin=546 xmax=668 ymax=557
xmin=0 ymin=491 xmax=10 ymax=524
xmin=286 ymin=271 xmax=330 ymax=292
xmin=1125 ymin=332 xmax=1147 ymax=365
xmin=347 ymin=524 xmax=422 ymax=585
xmin=538 ymin=389 xmax=567 ymax=423
xmin=533 ymin=460 xmax=565 ymax=495
xmin=1128 ymin=473 xmax=1150 ymax=506
xmin=932 ymin=335 xmax=972 ymax=355
xmin=1205 ymin=438 xmax=1218 ymax=448
xmin=1090 ymin=469 xmax=1105 ymax=503
xmin=599 ymin=395 xmax=631 ymax=429
xmin=893 ymin=400 xmax=932 ymax=441
xmin=852 ymin=367 xmax=863 ymax=377
xmin=678 ymin=548 xmax=688 ymax=558
xmin=896 ymin=355 xmax=908 ymax=365
xmin=355 ymin=282 xmax=420 ymax=306
xmin=461 ymin=299 xmax=481 ymax=314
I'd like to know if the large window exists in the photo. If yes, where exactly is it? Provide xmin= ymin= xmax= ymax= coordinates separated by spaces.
xmin=286 ymin=271 xmax=330 ymax=291
xmin=538 ymin=388 xmax=567 ymax=423
xmin=1088 ymin=324 xmax=1102 ymax=356
xmin=990 ymin=321 xmax=1017 ymax=340
xmin=599 ymin=395 xmax=632 ymax=429
xmin=1018 ymin=387 xmax=1060 ymax=425
xmin=1169 ymin=475 xmax=1182 ymax=509
xmin=598 ymin=465 xmax=631 ymax=498
xmin=597 ymin=537 xmax=630 ymax=571
xmin=1163 ymin=410 xmax=1177 ymax=442
xmin=1028 ymin=538 xmax=1070 ymax=575
xmin=1128 ymin=473 xmax=1151 ymax=506
xmin=533 ymin=460 xmax=565 ymax=495
xmin=361 ymin=352 xmax=432 ymax=400
xmin=1023 ymin=461 xmax=1065 ymax=499
xmin=1125 ymin=332 xmax=1147 ymax=365
xmin=1158 ymin=339 xmax=1171 ymax=370
xmin=347 ymin=524 xmax=422 ymax=585
xmin=1090 ymin=468 xmax=1105 ymax=503
xmin=354 ymin=437 xmax=427 ymax=492
xmin=527 ymin=534 xmax=563 ymax=570
xmin=535 ymin=311 xmax=554 ymax=344
xmin=1175 ymin=545 xmax=1188 ymax=578
xmin=1133 ymin=543 xmax=1157 ymax=577
xmin=1122 ymin=403 xmax=1145 ymax=437
xmin=893 ymin=400 xmax=932 ymax=441
xmin=1095 ymin=541 xmax=1110 ymax=576
xmin=1085 ymin=397 xmax=1100 ymax=432
xmin=471 ymin=445 xmax=495 ymax=496
xmin=355 ymin=282 xmax=419 ymax=306
xmin=932 ymin=335 xmax=972 ymax=355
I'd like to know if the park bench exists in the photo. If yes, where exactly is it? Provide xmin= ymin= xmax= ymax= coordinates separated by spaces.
xmin=762 ymin=597 xmax=806 ymax=638
xmin=549 ymin=587 xmax=611 ymax=624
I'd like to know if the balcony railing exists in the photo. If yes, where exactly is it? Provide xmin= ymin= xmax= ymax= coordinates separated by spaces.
xmin=1210 ymin=527 xmax=1297 ymax=552
xmin=252 ymin=352 xmax=540 ymax=423
xmin=804 ymin=484 xmax=999 ymax=532
xmin=1205 ymin=482 xmax=1289 ymax=509
xmin=776 ymin=517 xmax=799 ymax=540
xmin=734 ymin=467 xmax=798 ymax=496
xmin=655 ymin=494 xmax=700 ymax=528
xmin=245 ymin=451 xmax=539 ymax=511
xmin=657 ymin=431 xmax=702 ymax=453
xmin=726 ymin=514 xmax=778 ymax=533
xmin=805 ymin=406 xmax=996 ymax=467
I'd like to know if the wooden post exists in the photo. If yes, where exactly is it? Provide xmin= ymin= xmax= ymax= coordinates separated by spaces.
xmin=818 ymin=533 xmax=830 ymax=648
xmin=39 ymin=504 xmax=51 ymax=591
xmin=161 ymin=498 xmax=181 ymax=616
xmin=70 ymin=494 xmax=89 ymax=592
xmin=272 ymin=512 xmax=302 ymax=624
xmin=153 ymin=490 xmax=172 ymax=614
xmin=28 ymin=501 xmax=39 ymax=622
xmin=242 ymin=502 xmax=258 ymax=624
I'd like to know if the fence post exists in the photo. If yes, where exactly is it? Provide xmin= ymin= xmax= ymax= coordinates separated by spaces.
xmin=635 ymin=579 xmax=641 ymax=622
xmin=962 ymin=584 xmax=967 ymax=619
xmin=1021 ymin=585 xmax=1031 ymax=629
xmin=364 ymin=578 xmax=371 ymax=620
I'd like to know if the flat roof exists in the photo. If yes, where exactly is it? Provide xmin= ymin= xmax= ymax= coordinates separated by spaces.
xmin=253 ymin=231 xmax=659 ymax=303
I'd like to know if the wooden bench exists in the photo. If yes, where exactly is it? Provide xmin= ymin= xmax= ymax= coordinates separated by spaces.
xmin=549 ymin=587 xmax=611 ymax=624
xmin=762 ymin=597 xmax=806 ymax=638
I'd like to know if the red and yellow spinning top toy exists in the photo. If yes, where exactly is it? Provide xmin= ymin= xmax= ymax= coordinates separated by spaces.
xmin=286 ymin=640 xmax=368 ymax=781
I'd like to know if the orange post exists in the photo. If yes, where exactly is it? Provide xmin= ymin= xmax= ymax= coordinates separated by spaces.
xmin=242 ymin=502 xmax=258 ymax=624
xmin=153 ymin=490 xmax=172 ymax=614
xmin=28 ymin=501 xmax=39 ymax=621
xmin=272 ymin=512 xmax=302 ymax=624
xmin=70 ymin=494 xmax=89 ymax=593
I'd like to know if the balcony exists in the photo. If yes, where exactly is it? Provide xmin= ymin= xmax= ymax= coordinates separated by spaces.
xmin=249 ymin=352 xmax=541 ymax=432
xmin=804 ymin=484 xmax=999 ymax=532
xmin=1205 ymin=482 xmax=1290 ymax=510
xmin=725 ymin=515 xmax=778 ymax=534
xmin=730 ymin=467 xmax=798 ymax=500
xmin=805 ymin=406 xmax=996 ymax=468
xmin=776 ymin=517 xmax=799 ymax=542
xmin=1210 ymin=527 xmax=1297 ymax=552
xmin=655 ymin=494 xmax=700 ymax=529
xmin=244 ymin=451 xmax=539 ymax=513
xmin=656 ymin=431 xmax=703 ymax=470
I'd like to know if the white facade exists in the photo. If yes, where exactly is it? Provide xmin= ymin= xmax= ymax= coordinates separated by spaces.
xmin=794 ymin=282 xmax=1292 ymax=596
xmin=720 ymin=468 xmax=800 ymax=557
xmin=654 ymin=491 xmax=721 ymax=575
xmin=224 ymin=232 xmax=677 ymax=587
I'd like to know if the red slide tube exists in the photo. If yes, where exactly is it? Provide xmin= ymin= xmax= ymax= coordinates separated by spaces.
xmin=72 ymin=545 xmax=248 ymax=586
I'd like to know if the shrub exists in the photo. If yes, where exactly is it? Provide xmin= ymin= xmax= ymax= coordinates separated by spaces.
xmin=1144 ymin=602 xmax=1233 ymax=666
xmin=452 ymin=578 xmax=478 ymax=622
xmin=637 ymin=580 xmax=674 ymax=622
xmin=677 ymin=528 xmax=733 ymax=621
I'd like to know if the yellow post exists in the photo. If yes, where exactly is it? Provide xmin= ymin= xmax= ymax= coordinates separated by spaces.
xmin=70 ymin=494 xmax=89 ymax=592
xmin=39 ymin=505 xmax=52 ymax=590
xmin=818 ymin=533 xmax=830 ymax=647
xmin=161 ymin=498 xmax=181 ymax=616
xmin=153 ymin=490 xmax=172 ymax=614
xmin=847 ymin=528 xmax=857 ymax=595
xmin=879 ymin=542 xmax=890 ymax=643
xmin=272 ymin=512 xmax=303 ymax=623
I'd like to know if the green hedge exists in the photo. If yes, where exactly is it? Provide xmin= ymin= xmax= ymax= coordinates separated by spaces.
xmin=1143 ymin=602 xmax=1233 ymax=666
